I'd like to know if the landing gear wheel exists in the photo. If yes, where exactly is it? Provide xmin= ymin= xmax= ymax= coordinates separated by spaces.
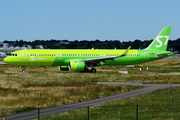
xmin=90 ymin=68 xmax=96 ymax=73
xmin=21 ymin=66 xmax=26 ymax=73
xmin=84 ymin=67 xmax=90 ymax=72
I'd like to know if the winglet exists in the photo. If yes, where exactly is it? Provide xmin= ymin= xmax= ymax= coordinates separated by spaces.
xmin=121 ymin=46 xmax=131 ymax=56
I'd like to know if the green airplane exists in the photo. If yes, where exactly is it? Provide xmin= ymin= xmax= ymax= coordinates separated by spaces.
xmin=4 ymin=27 xmax=174 ymax=73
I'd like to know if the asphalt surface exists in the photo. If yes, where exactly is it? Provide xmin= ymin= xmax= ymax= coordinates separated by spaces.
xmin=1 ymin=82 xmax=180 ymax=120
xmin=0 ymin=61 xmax=6 ymax=64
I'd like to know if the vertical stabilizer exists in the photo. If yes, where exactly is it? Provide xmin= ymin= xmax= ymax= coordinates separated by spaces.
xmin=144 ymin=27 xmax=172 ymax=51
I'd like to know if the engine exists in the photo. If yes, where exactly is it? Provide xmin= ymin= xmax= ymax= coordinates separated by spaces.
xmin=68 ymin=60 xmax=85 ymax=71
xmin=58 ymin=66 xmax=69 ymax=71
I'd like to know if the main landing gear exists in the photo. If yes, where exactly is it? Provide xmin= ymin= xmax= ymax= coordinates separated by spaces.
xmin=21 ymin=66 xmax=26 ymax=73
xmin=90 ymin=68 xmax=96 ymax=73
xmin=84 ymin=67 xmax=97 ymax=73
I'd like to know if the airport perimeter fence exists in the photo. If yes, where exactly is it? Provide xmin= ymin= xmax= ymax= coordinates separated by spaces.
xmin=1 ymin=104 xmax=180 ymax=120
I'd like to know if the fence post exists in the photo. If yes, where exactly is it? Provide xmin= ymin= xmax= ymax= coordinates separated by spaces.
xmin=38 ymin=108 xmax=40 ymax=120
xmin=136 ymin=105 xmax=138 ymax=120
xmin=87 ymin=106 xmax=90 ymax=120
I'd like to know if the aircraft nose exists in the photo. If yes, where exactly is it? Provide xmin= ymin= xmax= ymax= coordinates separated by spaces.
xmin=3 ymin=57 xmax=11 ymax=64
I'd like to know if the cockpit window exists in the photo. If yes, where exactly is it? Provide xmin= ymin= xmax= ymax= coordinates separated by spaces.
xmin=10 ymin=54 xmax=17 ymax=56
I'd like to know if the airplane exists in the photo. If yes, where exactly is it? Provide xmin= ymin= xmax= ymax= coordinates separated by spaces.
xmin=3 ymin=27 xmax=174 ymax=73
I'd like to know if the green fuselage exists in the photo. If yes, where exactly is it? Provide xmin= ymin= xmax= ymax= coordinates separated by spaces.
xmin=4 ymin=49 xmax=173 ymax=66
xmin=3 ymin=27 xmax=173 ymax=72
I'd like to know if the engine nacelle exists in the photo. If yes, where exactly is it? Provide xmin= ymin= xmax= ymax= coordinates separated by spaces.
xmin=68 ymin=61 xmax=85 ymax=71
xmin=58 ymin=66 xmax=69 ymax=71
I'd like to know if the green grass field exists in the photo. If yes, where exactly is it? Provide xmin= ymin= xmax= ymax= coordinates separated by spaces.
xmin=0 ymin=62 xmax=143 ymax=115
xmin=42 ymin=86 xmax=180 ymax=120
xmin=0 ymin=57 xmax=180 ymax=118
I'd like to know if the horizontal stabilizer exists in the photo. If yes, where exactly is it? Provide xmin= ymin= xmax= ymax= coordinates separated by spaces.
xmin=156 ymin=52 xmax=174 ymax=57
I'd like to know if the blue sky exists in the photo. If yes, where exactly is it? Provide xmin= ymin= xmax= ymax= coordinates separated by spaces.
xmin=0 ymin=0 xmax=179 ymax=42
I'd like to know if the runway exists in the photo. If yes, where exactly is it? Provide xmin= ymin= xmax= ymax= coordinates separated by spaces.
xmin=1 ymin=82 xmax=180 ymax=120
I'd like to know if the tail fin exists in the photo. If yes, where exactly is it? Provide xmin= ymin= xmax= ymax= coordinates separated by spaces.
xmin=144 ymin=27 xmax=172 ymax=51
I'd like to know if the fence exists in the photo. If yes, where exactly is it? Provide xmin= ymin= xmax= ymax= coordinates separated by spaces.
xmin=47 ymin=104 xmax=180 ymax=120
xmin=1 ymin=104 xmax=180 ymax=120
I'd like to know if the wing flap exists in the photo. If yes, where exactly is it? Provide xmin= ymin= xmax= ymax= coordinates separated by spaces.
xmin=79 ymin=46 xmax=131 ymax=63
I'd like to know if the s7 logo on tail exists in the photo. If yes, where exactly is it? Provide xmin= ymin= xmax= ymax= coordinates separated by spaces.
xmin=156 ymin=36 xmax=169 ymax=47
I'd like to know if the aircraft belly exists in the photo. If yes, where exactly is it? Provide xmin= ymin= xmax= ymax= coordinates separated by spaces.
xmin=107 ymin=57 xmax=143 ymax=65
xmin=21 ymin=60 xmax=52 ymax=66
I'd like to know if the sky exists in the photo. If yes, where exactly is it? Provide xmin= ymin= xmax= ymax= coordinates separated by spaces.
xmin=0 ymin=0 xmax=180 ymax=42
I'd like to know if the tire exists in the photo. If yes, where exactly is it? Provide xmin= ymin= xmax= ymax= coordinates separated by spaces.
xmin=90 ymin=68 xmax=96 ymax=73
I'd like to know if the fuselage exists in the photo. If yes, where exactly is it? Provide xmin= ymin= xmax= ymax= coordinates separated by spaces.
xmin=3 ymin=27 xmax=174 ymax=73
xmin=3 ymin=49 xmax=173 ymax=66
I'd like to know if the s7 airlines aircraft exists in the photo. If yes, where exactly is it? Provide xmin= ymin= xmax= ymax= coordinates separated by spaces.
xmin=4 ymin=27 xmax=174 ymax=73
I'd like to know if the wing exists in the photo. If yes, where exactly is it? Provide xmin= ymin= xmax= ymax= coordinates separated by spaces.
xmin=79 ymin=46 xmax=131 ymax=64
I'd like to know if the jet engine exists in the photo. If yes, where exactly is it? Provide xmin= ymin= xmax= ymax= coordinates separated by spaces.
xmin=58 ymin=66 xmax=69 ymax=71
xmin=68 ymin=60 xmax=85 ymax=71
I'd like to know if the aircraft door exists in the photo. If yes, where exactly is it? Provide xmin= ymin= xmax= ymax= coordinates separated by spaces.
xmin=22 ymin=51 xmax=28 ymax=60
xmin=144 ymin=51 xmax=149 ymax=60
xmin=100 ymin=52 xmax=104 ymax=57
xmin=57 ymin=51 xmax=62 ymax=60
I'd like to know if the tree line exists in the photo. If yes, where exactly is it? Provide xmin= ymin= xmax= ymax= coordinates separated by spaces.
xmin=3 ymin=38 xmax=180 ymax=53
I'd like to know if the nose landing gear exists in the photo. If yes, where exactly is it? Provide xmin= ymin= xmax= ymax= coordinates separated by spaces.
xmin=21 ymin=66 xmax=26 ymax=73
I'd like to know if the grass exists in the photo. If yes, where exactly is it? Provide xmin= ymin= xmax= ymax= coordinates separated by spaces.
xmin=40 ymin=57 xmax=180 ymax=120
xmin=0 ymin=57 xmax=180 ymax=117
xmin=42 ymin=84 xmax=180 ymax=120
xmin=0 ymin=65 xmax=143 ymax=115
xmin=108 ymin=86 xmax=180 ymax=105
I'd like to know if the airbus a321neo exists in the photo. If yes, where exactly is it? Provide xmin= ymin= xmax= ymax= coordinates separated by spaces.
xmin=4 ymin=27 xmax=174 ymax=73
